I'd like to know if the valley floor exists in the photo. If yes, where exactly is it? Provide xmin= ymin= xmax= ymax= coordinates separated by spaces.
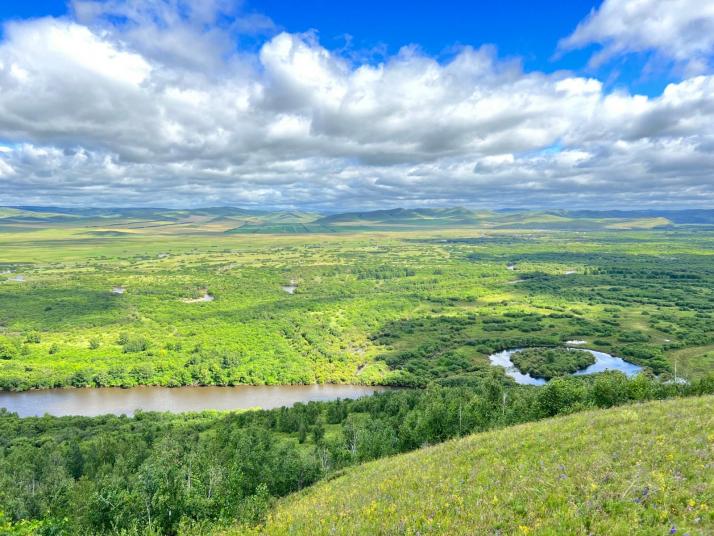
xmin=2 ymin=224 xmax=713 ymax=391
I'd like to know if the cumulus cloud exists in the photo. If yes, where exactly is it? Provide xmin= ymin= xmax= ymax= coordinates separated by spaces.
xmin=560 ymin=0 xmax=714 ymax=74
xmin=0 ymin=1 xmax=713 ymax=209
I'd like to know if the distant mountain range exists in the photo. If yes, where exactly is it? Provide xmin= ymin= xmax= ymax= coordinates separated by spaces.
xmin=1 ymin=206 xmax=714 ymax=232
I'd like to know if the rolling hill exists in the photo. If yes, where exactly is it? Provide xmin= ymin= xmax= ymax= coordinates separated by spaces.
xmin=2 ymin=206 xmax=713 ymax=233
xmin=229 ymin=396 xmax=714 ymax=535
xmin=315 ymin=207 xmax=484 ymax=226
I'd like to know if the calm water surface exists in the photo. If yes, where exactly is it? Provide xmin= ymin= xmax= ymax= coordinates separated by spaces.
xmin=0 ymin=384 xmax=389 ymax=417
xmin=489 ymin=348 xmax=643 ymax=385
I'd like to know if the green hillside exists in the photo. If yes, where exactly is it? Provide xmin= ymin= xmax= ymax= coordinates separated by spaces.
xmin=316 ymin=207 xmax=484 ymax=226
xmin=1 ymin=206 xmax=709 ymax=233
xmin=236 ymin=396 xmax=714 ymax=535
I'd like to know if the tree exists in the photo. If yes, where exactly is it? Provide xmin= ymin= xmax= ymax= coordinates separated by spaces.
xmin=312 ymin=419 xmax=325 ymax=444
xmin=537 ymin=377 xmax=586 ymax=417
xmin=297 ymin=420 xmax=307 ymax=444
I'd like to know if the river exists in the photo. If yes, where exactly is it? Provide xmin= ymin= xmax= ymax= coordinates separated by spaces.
xmin=0 ymin=384 xmax=389 ymax=418
xmin=489 ymin=348 xmax=643 ymax=385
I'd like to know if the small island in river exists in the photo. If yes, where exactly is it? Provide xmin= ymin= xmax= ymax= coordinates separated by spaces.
xmin=510 ymin=347 xmax=596 ymax=380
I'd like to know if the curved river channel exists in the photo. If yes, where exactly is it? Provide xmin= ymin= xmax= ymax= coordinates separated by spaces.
xmin=489 ymin=348 xmax=643 ymax=385
xmin=0 ymin=384 xmax=389 ymax=418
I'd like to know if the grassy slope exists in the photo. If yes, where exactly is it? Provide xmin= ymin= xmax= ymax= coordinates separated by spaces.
xmin=237 ymin=396 xmax=714 ymax=535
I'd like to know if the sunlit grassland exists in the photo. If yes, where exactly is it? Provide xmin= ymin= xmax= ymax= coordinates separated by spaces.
xmin=235 ymin=396 xmax=714 ymax=536
xmin=1 ymin=222 xmax=713 ymax=390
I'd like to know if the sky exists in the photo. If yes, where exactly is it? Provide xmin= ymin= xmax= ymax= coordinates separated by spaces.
xmin=0 ymin=0 xmax=713 ymax=210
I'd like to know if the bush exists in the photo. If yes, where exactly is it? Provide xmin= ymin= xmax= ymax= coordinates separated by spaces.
xmin=122 ymin=337 xmax=149 ymax=353
xmin=24 ymin=331 xmax=41 ymax=344
xmin=0 ymin=337 xmax=18 ymax=360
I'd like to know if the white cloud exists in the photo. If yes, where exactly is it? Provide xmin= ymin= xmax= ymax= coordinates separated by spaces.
xmin=0 ymin=3 xmax=713 ymax=209
xmin=0 ymin=158 xmax=14 ymax=177
xmin=560 ymin=0 xmax=714 ymax=73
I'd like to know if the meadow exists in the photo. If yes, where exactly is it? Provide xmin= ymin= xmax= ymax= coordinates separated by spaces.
xmin=244 ymin=395 xmax=714 ymax=536
xmin=1 ymin=209 xmax=713 ymax=390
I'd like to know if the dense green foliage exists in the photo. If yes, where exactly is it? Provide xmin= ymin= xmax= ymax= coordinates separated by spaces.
xmin=510 ymin=347 xmax=595 ymax=379
xmin=1 ymin=373 xmax=713 ymax=534
xmin=2 ymin=219 xmax=714 ymax=390
xmin=246 ymin=395 xmax=714 ymax=536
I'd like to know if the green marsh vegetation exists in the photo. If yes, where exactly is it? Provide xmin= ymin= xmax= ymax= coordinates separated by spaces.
xmin=1 ymin=216 xmax=714 ymax=390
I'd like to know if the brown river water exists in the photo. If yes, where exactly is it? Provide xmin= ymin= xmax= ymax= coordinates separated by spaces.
xmin=0 ymin=384 xmax=389 ymax=417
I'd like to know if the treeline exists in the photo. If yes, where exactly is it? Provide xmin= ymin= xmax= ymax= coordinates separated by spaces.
xmin=2 ymin=371 xmax=713 ymax=535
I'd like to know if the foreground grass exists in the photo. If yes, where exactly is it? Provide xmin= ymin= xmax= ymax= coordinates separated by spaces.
xmin=234 ymin=396 xmax=713 ymax=535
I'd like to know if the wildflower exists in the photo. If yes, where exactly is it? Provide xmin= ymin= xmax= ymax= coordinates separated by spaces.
xmin=669 ymin=526 xmax=676 ymax=534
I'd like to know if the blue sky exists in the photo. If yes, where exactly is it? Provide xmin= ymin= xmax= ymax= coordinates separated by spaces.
xmin=0 ymin=0 xmax=673 ymax=95
xmin=0 ymin=0 xmax=713 ymax=209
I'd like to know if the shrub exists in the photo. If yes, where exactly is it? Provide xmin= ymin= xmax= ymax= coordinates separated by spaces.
xmin=0 ymin=337 xmax=18 ymax=360
xmin=123 ymin=337 xmax=149 ymax=353
xmin=24 ymin=331 xmax=41 ymax=344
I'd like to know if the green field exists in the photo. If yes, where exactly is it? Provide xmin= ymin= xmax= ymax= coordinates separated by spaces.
xmin=1 ymin=207 xmax=714 ymax=390
xmin=236 ymin=396 xmax=714 ymax=536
